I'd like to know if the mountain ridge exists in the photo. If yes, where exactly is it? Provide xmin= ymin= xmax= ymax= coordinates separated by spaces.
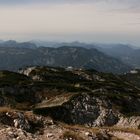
xmin=0 ymin=42 xmax=131 ymax=73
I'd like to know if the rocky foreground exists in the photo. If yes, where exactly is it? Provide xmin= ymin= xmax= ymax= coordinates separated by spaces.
xmin=0 ymin=110 xmax=139 ymax=140
xmin=0 ymin=66 xmax=140 ymax=139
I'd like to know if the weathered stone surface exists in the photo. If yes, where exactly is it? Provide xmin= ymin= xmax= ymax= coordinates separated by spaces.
xmin=116 ymin=116 xmax=140 ymax=129
xmin=35 ymin=92 xmax=140 ymax=129
xmin=35 ymin=93 xmax=120 ymax=127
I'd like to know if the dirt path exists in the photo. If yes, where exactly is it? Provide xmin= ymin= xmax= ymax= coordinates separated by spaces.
xmin=110 ymin=131 xmax=140 ymax=140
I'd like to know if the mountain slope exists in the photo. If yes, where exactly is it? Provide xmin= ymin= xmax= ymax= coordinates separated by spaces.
xmin=0 ymin=66 xmax=140 ymax=139
xmin=0 ymin=66 xmax=140 ymax=127
xmin=121 ymin=69 xmax=140 ymax=88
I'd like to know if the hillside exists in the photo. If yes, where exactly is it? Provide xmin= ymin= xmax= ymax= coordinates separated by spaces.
xmin=0 ymin=66 xmax=139 ymax=116
xmin=0 ymin=66 xmax=140 ymax=139
xmin=121 ymin=69 xmax=140 ymax=88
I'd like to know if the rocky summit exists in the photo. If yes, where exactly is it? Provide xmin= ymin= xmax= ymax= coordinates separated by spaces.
xmin=0 ymin=66 xmax=140 ymax=140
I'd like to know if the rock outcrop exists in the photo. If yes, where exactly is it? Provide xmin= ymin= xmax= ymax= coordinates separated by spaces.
xmin=0 ymin=111 xmax=120 ymax=140
xmin=35 ymin=93 xmax=140 ymax=128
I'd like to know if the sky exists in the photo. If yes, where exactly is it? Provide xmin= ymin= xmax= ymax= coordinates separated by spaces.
xmin=0 ymin=0 xmax=140 ymax=46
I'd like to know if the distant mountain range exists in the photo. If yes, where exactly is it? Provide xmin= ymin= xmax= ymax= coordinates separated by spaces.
xmin=0 ymin=40 xmax=131 ymax=73
xmin=30 ymin=40 xmax=140 ymax=69
xmin=31 ymin=41 xmax=140 ymax=68
xmin=97 ymin=44 xmax=140 ymax=68
xmin=0 ymin=40 xmax=36 ymax=48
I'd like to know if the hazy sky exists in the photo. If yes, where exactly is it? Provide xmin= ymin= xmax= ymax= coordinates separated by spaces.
xmin=0 ymin=0 xmax=140 ymax=46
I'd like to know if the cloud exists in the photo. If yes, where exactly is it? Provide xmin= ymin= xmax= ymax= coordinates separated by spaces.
xmin=0 ymin=0 xmax=139 ymax=5
xmin=0 ymin=0 xmax=94 ymax=5
xmin=0 ymin=0 xmax=140 ymax=14
xmin=0 ymin=0 xmax=139 ymax=45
